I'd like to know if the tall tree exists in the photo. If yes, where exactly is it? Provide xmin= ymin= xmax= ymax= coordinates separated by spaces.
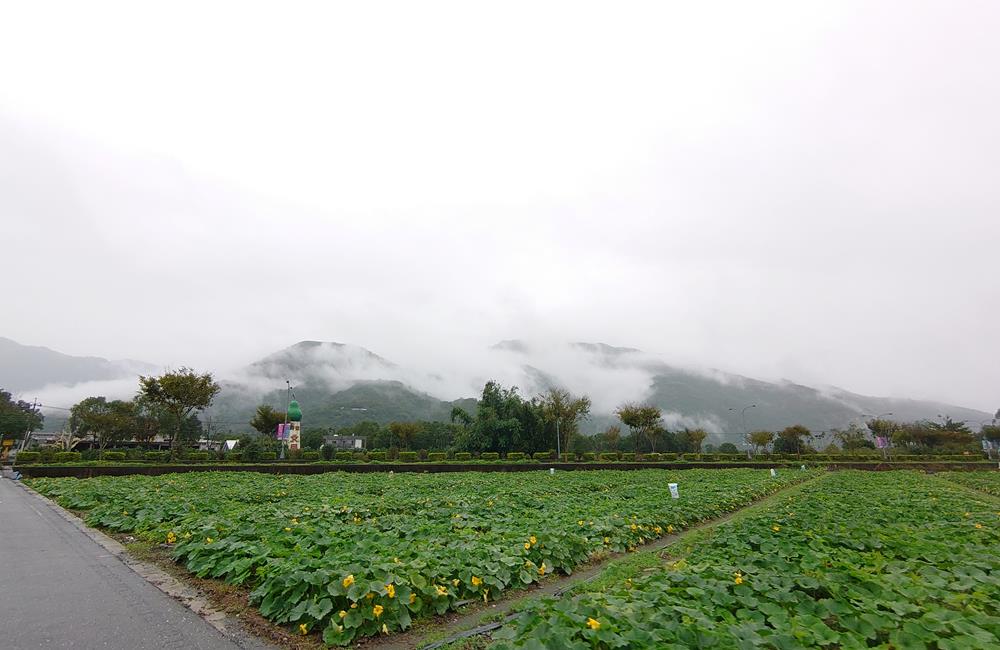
xmin=539 ymin=388 xmax=591 ymax=454
xmin=677 ymin=427 xmax=709 ymax=453
xmin=0 ymin=389 xmax=43 ymax=442
xmin=70 ymin=397 xmax=137 ymax=453
xmin=615 ymin=403 xmax=664 ymax=452
xmin=774 ymin=424 xmax=811 ymax=454
xmin=746 ymin=430 xmax=775 ymax=456
xmin=388 ymin=421 xmax=423 ymax=450
xmin=601 ymin=425 xmax=621 ymax=451
xmin=250 ymin=404 xmax=285 ymax=438
xmin=139 ymin=368 xmax=220 ymax=458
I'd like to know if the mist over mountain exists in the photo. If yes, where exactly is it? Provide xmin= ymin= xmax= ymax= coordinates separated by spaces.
xmin=4 ymin=336 xmax=990 ymax=435
xmin=0 ymin=336 xmax=156 ymax=396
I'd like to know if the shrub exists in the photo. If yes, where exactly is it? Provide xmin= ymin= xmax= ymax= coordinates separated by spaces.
xmin=645 ymin=452 xmax=661 ymax=462
xmin=287 ymin=449 xmax=302 ymax=461
xmin=321 ymin=446 xmax=335 ymax=461
xmin=14 ymin=451 xmax=40 ymax=464
xmin=368 ymin=451 xmax=387 ymax=462
xmin=335 ymin=451 xmax=354 ymax=462
xmin=185 ymin=452 xmax=210 ymax=462
xmin=453 ymin=452 xmax=473 ymax=461
xmin=507 ymin=452 xmax=526 ymax=461
xmin=145 ymin=451 xmax=169 ymax=462
xmin=260 ymin=451 xmax=278 ymax=461
xmin=479 ymin=452 xmax=498 ymax=461
xmin=661 ymin=453 xmax=678 ymax=461
xmin=102 ymin=451 xmax=127 ymax=462
xmin=302 ymin=451 xmax=320 ymax=461
xmin=582 ymin=452 xmax=596 ymax=462
xmin=398 ymin=451 xmax=419 ymax=462
xmin=226 ymin=452 xmax=242 ymax=462
xmin=428 ymin=452 xmax=448 ymax=462
xmin=532 ymin=451 xmax=553 ymax=461
xmin=599 ymin=452 xmax=619 ymax=461
xmin=621 ymin=452 xmax=636 ymax=461
xmin=54 ymin=451 xmax=82 ymax=463
xmin=81 ymin=449 xmax=100 ymax=461
xmin=559 ymin=453 xmax=575 ymax=462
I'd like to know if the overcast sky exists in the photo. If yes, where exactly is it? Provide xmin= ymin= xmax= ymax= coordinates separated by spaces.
xmin=2 ymin=1 xmax=998 ymax=410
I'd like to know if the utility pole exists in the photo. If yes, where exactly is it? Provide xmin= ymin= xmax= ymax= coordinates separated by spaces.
xmin=19 ymin=398 xmax=39 ymax=452
xmin=556 ymin=418 xmax=561 ymax=460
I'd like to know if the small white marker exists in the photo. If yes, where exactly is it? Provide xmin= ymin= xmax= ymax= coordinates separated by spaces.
xmin=549 ymin=467 xmax=555 ymax=475
xmin=668 ymin=482 xmax=679 ymax=499
xmin=770 ymin=468 xmax=777 ymax=477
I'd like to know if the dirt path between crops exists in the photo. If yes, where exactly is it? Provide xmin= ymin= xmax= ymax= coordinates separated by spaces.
xmin=370 ymin=473 xmax=829 ymax=650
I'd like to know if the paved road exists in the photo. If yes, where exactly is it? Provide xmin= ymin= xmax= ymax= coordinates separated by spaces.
xmin=0 ymin=475 xmax=265 ymax=649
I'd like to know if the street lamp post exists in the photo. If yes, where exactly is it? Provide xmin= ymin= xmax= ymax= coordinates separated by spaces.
xmin=729 ymin=405 xmax=757 ymax=458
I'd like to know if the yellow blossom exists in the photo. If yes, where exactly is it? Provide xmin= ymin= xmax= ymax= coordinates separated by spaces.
xmin=529 ymin=535 xmax=537 ymax=545
xmin=603 ymin=537 xmax=610 ymax=544
xmin=166 ymin=531 xmax=176 ymax=544
xmin=587 ymin=617 xmax=601 ymax=630
xmin=386 ymin=583 xmax=395 ymax=598
xmin=452 ymin=578 xmax=460 ymax=587
xmin=350 ymin=603 xmax=358 ymax=609
xmin=734 ymin=571 xmax=744 ymax=585
xmin=435 ymin=585 xmax=448 ymax=597
xmin=342 ymin=574 xmax=355 ymax=588
xmin=630 ymin=523 xmax=638 ymax=531
xmin=667 ymin=525 xmax=674 ymax=533
xmin=299 ymin=623 xmax=308 ymax=635
xmin=471 ymin=576 xmax=483 ymax=587
xmin=338 ymin=610 xmax=347 ymax=619
xmin=524 ymin=542 xmax=531 ymax=550
xmin=382 ymin=623 xmax=388 ymax=634
xmin=538 ymin=562 xmax=547 ymax=576
xmin=373 ymin=604 xmax=384 ymax=618
xmin=291 ymin=518 xmax=298 ymax=524
xmin=183 ymin=532 xmax=191 ymax=539
xmin=772 ymin=525 xmax=781 ymax=532
xmin=409 ymin=593 xmax=416 ymax=604
xmin=975 ymin=523 xmax=983 ymax=529
xmin=578 ymin=520 xmax=585 ymax=526
xmin=206 ymin=537 xmax=213 ymax=543
xmin=284 ymin=527 xmax=291 ymax=532
xmin=366 ymin=592 xmax=375 ymax=600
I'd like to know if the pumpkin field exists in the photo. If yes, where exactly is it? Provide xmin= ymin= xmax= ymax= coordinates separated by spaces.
xmin=25 ymin=468 xmax=1000 ymax=648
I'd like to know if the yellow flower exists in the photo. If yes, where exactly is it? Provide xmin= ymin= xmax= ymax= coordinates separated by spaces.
xmin=975 ymin=523 xmax=983 ymax=529
xmin=206 ymin=537 xmax=213 ymax=543
xmin=291 ymin=518 xmax=298 ymax=524
xmin=122 ymin=510 xmax=129 ymax=516
xmin=166 ymin=531 xmax=176 ymax=544
xmin=667 ymin=525 xmax=674 ymax=533
xmin=381 ymin=623 xmax=389 ymax=634
xmin=964 ymin=512 xmax=971 ymax=518
xmin=435 ymin=584 xmax=448 ymax=597
xmin=299 ymin=623 xmax=308 ymax=635
xmin=772 ymin=525 xmax=781 ymax=532
xmin=587 ymin=617 xmax=601 ymax=630
xmin=538 ymin=562 xmax=547 ymax=576
xmin=409 ymin=593 xmax=417 ymax=604
xmin=471 ymin=575 xmax=483 ymax=587
xmin=529 ymin=535 xmax=537 ymax=545
xmin=578 ymin=520 xmax=585 ymax=526
xmin=386 ymin=583 xmax=395 ymax=598
xmin=284 ymin=527 xmax=291 ymax=532
xmin=734 ymin=571 xmax=744 ymax=585
xmin=630 ymin=523 xmax=638 ymax=531
xmin=524 ymin=542 xmax=531 ymax=550
xmin=452 ymin=578 xmax=460 ymax=587
xmin=350 ymin=603 xmax=358 ymax=609
xmin=373 ymin=604 xmax=384 ymax=618
xmin=183 ymin=532 xmax=191 ymax=539
xmin=603 ymin=536 xmax=610 ymax=544
xmin=342 ymin=574 xmax=355 ymax=588
xmin=366 ymin=592 xmax=375 ymax=600
xmin=338 ymin=610 xmax=347 ymax=619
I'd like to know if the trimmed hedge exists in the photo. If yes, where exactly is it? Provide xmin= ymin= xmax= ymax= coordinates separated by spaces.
xmin=480 ymin=452 xmax=499 ymax=461
xmin=185 ymin=452 xmax=211 ymax=462
xmin=368 ymin=451 xmax=387 ymax=461
xmin=15 ymin=451 xmax=41 ymax=464
xmin=145 ymin=451 xmax=169 ymax=462
xmin=428 ymin=452 xmax=448 ymax=462
xmin=302 ymin=451 xmax=320 ymax=461
xmin=260 ymin=452 xmax=278 ymax=461
xmin=582 ymin=452 xmax=596 ymax=462
xmin=398 ymin=451 xmax=419 ymax=462
xmin=102 ymin=451 xmax=127 ymax=462
xmin=644 ymin=453 xmax=661 ymax=461
xmin=532 ymin=451 xmax=553 ymax=461
xmin=507 ymin=452 xmax=526 ymax=461
xmin=54 ymin=451 xmax=82 ymax=463
xmin=335 ymin=451 xmax=354 ymax=462
xmin=621 ymin=452 xmax=636 ymax=461
xmin=599 ymin=452 xmax=619 ymax=461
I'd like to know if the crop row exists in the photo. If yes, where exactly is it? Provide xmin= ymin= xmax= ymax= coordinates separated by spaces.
xmin=493 ymin=471 xmax=1000 ymax=648
xmin=939 ymin=471 xmax=1000 ymax=497
xmin=27 ymin=468 xmax=815 ymax=645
